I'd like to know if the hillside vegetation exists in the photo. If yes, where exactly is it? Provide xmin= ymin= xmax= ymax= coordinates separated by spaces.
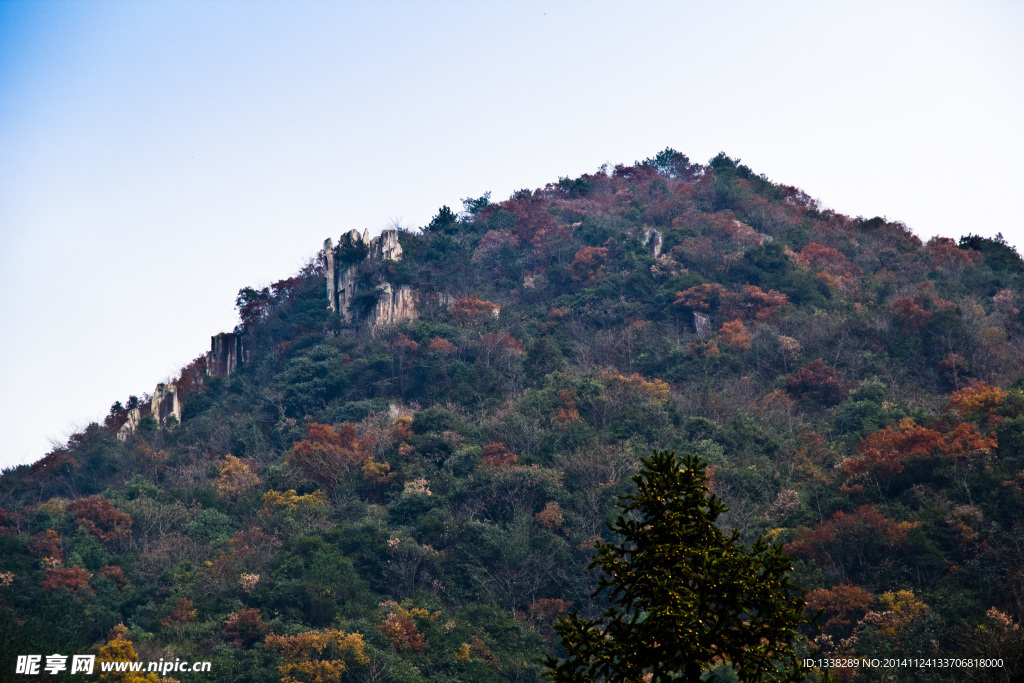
xmin=3 ymin=150 xmax=1024 ymax=681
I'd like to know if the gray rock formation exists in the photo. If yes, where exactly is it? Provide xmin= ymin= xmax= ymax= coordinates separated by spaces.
xmin=323 ymin=238 xmax=336 ymax=313
xmin=116 ymin=407 xmax=142 ymax=442
xmin=323 ymin=228 xmax=415 ymax=327
xmin=643 ymin=228 xmax=664 ymax=259
xmin=207 ymin=332 xmax=243 ymax=377
xmin=694 ymin=312 xmax=711 ymax=339
xmin=372 ymin=283 xmax=417 ymax=329
xmin=370 ymin=230 xmax=403 ymax=261
xmin=150 ymin=383 xmax=181 ymax=427
xmin=324 ymin=229 xmax=371 ymax=322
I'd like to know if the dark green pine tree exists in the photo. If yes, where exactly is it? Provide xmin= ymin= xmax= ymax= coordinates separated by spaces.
xmin=544 ymin=450 xmax=813 ymax=682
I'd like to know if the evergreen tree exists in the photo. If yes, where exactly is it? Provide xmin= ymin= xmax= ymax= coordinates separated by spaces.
xmin=544 ymin=450 xmax=812 ymax=682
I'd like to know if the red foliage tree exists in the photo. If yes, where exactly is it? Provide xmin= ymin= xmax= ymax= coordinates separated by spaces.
xmin=788 ymin=505 xmax=917 ymax=568
xmin=786 ymin=359 xmax=850 ymax=406
xmin=892 ymin=297 xmax=932 ymax=332
xmin=806 ymin=584 xmax=875 ymax=633
xmin=796 ymin=243 xmax=861 ymax=278
xmin=223 ymin=608 xmax=269 ymax=648
xmin=480 ymin=442 xmax=518 ymax=468
xmin=841 ymin=418 xmax=996 ymax=488
xmin=67 ymin=496 xmax=133 ymax=544
xmin=28 ymin=529 xmax=63 ymax=563
xmin=99 ymin=565 xmax=129 ymax=589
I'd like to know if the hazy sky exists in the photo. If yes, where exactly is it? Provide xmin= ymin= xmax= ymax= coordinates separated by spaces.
xmin=1 ymin=1 xmax=1022 ymax=470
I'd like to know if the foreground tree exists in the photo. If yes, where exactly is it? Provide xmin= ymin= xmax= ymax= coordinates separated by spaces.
xmin=544 ymin=450 xmax=812 ymax=682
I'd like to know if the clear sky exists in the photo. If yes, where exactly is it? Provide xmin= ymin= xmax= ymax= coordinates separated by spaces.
xmin=1 ymin=0 xmax=1022 ymax=470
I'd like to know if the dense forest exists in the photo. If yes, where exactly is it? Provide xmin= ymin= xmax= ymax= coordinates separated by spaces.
xmin=2 ymin=150 xmax=1024 ymax=681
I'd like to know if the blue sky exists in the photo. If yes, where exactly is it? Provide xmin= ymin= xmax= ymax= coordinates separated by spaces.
xmin=1 ymin=1 xmax=1022 ymax=469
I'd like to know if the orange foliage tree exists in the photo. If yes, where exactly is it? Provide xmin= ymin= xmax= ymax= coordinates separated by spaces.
xmin=40 ymin=566 xmax=91 ymax=596
xmin=450 ymin=297 xmax=500 ymax=325
xmin=948 ymin=381 xmax=1007 ymax=417
xmin=377 ymin=603 xmax=430 ymax=653
xmin=674 ymin=283 xmax=728 ymax=312
xmin=731 ymin=285 xmax=790 ymax=320
xmin=480 ymin=442 xmax=518 ymax=468
xmin=600 ymin=371 xmax=670 ymax=404
xmin=534 ymin=502 xmax=564 ymax=530
xmin=796 ymin=243 xmax=861 ymax=279
xmin=928 ymin=236 xmax=980 ymax=279
xmin=99 ymin=565 xmax=129 ymax=589
xmin=568 ymin=246 xmax=609 ymax=283
xmin=892 ymin=297 xmax=932 ymax=332
xmin=427 ymin=336 xmax=457 ymax=355
xmin=718 ymin=320 xmax=752 ymax=349
xmin=286 ymin=423 xmax=388 ymax=494
xmin=674 ymin=284 xmax=788 ymax=320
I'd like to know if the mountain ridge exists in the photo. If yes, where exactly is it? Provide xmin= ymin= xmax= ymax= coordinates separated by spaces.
xmin=2 ymin=149 xmax=1023 ymax=682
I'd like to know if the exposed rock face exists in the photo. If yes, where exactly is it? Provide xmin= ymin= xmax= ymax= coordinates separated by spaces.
xmin=370 ymin=230 xmax=403 ymax=261
xmin=643 ymin=228 xmax=664 ymax=258
xmin=372 ymin=283 xmax=417 ymax=329
xmin=694 ymin=312 xmax=711 ymax=339
xmin=323 ymin=238 xmax=336 ymax=313
xmin=207 ymin=332 xmax=243 ymax=377
xmin=323 ymin=228 xmax=415 ymax=327
xmin=116 ymin=407 xmax=142 ymax=442
xmin=324 ymin=229 xmax=371 ymax=322
xmin=151 ymin=383 xmax=181 ymax=426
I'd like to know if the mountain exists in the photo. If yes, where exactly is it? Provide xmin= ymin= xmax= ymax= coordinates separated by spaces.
xmin=2 ymin=149 xmax=1023 ymax=681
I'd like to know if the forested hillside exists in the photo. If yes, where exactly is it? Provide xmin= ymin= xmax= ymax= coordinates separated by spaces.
xmin=3 ymin=150 xmax=1024 ymax=681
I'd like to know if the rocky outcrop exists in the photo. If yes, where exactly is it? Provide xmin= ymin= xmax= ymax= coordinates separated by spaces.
xmin=207 ymin=332 xmax=244 ymax=377
xmin=372 ymin=283 xmax=417 ymax=329
xmin=643 ymin=228 xmax=664 ymax=258
xmin=694 ymin=313 xmax=711 ymax=339
xmin=323 ymin=229 xmax=417 ymax=328
xmin=117 ymin=382 xmax=180 ymax=440
xmin=116 ymin=407 xmax=142 ymax=442
xmin=370 ymin=230 xmax=403 ymax=261
xmin=151 ymin=383 xmax=181 ymax=426
xmin=323 ymin=238 xmax=336 ymax=313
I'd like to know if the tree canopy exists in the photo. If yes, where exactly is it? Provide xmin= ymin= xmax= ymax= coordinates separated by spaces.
xmin=544 ymin=450 xmax=812 ymax=682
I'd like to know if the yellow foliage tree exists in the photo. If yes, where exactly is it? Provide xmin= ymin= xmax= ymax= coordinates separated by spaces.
xmin=264 ymin=629 xmax=368 ymax=683
xmin=600 ymin=372 xmax=670 ymax=404
xmin=213 ymin=455 xmax=260 ymax=501
xmin=97 ymin=624 xmax=161 ymax=682
xmin=948 ymin=381 xmax=1007 ymax=417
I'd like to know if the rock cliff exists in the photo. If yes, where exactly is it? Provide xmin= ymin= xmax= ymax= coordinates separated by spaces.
xmin=323 ymin=228 xmax=417 ymax=329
